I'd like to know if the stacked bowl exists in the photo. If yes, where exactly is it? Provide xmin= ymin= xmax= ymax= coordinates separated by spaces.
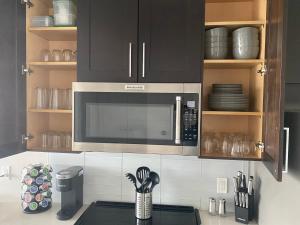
xmin=233 ymin=27 xmax=260 ymax=59
xmin=208 ymin=84 xmax=249 ymax=111
xmin=205 ymin=27 xmax=229 ymax=59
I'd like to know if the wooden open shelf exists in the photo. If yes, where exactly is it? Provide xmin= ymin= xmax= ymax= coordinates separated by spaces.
xmin=204 ymin=59 xmax=264 ymax=68
xmin=28 ymin=109 xmax=72 ymax=114
xmin=29 ymin=27 xmax=77 ymax=41
xmin=29 ymin=147 xmax=72 ymax=153
xmin=206 ymin=0 xmax=257 ymax=3
xmin=200 ymin=151 xmax=262 ymax=161
xmin=205 ymin=20 xmax=265 ymax=28
xmin=29 ymin=62 xmax=77 ymax=69
xmin=203 ymin=111 xmax=262 ymax=116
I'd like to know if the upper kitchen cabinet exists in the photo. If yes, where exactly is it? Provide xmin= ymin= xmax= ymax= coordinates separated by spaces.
xmin=201 ymin=0 xmax=286 ymax=181
xmin=77 ymin=0 xmax=138 ymax=82
xmin=138 ymin=0 xmax=204 ymax=83
xmin=0 ymin=0 xmax=26 ymax=158
xmin=25 ymin=0 xmax=76 ymax=152
xmin=77 ymin=0 xmax=204 ymax=83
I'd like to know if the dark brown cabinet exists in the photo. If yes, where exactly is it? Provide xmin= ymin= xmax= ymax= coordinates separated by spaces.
xmin=263 ymin=0 xmax=286 ymax=181
xmin=284 ymin=0 xmax=300 ymax=84
xmin=78 ymin=0 xmax=138 ymax=82
xmin=138 ymin=0 xmax=203 ymax=83
xmin=0 ymin=0 xmax=26 ymax=158
xmin=77 ymin=0 xmax=204 ymax=83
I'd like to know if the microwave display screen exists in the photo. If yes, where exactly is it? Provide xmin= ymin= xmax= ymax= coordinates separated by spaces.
xmin=85 ymin=103 xmax=174 ymax=141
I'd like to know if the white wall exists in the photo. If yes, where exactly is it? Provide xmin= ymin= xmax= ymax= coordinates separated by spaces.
xmin=0 ymin=151 xmax=249 ymax=212
xmin=252 ymin=162 xmax=300 ymax=225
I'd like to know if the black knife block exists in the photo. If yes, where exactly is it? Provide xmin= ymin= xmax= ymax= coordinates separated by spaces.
xmin=235 ymin=194 xmax=254 ymax=224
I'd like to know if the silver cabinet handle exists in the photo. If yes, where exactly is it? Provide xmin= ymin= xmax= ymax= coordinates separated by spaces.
xmin=142 ymin=42 xmax=145 ymax=78
xmin=175 ymin=96 xmax=182 ymax=145
xmin=129 ymin=42 xmax=132 ymax=78
xmin=283 ymin=127 xmax=290 ymax=173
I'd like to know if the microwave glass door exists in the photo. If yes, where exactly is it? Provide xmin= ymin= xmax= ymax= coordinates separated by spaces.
xmin=74 ymin=93 xmax=180 ymax=145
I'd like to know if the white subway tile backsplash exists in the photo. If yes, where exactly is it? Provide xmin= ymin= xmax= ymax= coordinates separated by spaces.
xmin=0 ymin=151 xmax=248 ymax=211
xmin=84 ymin=152 xmax=122 ymax=204
xmin=160 ymin=157 xmax=202 ymax=208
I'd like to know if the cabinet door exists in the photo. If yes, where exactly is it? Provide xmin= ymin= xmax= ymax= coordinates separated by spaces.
xmin=138 ymin=0 xmax=204 ymax=83
xmin=0 ymin=0 xmax=26 ymax=158
xmin=263 ymin=0 xmax=286 ymax=181
xmin=77 ymin=0 xmax=138 ymax=82
xmin=284 ymin=0 xmax=300 ymax=83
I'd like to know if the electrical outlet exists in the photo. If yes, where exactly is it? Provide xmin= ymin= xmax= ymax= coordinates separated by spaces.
xmin=0 ymin=166 xmax=11 ymax=180
xmin=217 ymin=178 xmax=228 ymax=194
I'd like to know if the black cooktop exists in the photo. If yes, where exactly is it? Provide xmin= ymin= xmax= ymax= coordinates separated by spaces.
xmin=74 ymin=201 xmax=201 ymax=225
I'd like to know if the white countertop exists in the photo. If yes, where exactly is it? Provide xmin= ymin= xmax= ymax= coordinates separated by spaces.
xmin=0 ymin=203 xmax=256 ymax=225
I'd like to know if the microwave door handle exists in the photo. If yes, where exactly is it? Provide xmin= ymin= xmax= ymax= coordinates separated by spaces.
xmin=175 ymin=96 xmax=182 ymax=145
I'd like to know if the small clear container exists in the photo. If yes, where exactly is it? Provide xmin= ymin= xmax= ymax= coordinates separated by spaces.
xmin=62 ymin=49 xmax=73 ymax=62
xmin=54 ymin=14 xmax=76 ymax=26
xmin=52 ymin=49 xmax=63 ymax=62
xmin=31 ymin=16 xmax=54 ymax=27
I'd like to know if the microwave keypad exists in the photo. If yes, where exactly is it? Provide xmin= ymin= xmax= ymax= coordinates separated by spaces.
xmin=183 ymin=107 xmax=198 ymax=144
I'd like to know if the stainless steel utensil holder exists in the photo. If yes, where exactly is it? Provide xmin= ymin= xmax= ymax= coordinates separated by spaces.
xmin=135 ymin=192 xmax=152 ymax=220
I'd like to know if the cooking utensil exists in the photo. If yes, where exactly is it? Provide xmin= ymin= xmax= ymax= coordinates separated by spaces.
xmin=140 ymin=177 xmax=152 ymax=193
xmin=126 ymin=173 xmax=138 ymax=191
xmin=136 ymin=167 xmax=150 ymax=185
xmin=149 ymin=171 xmax=160 ymax=192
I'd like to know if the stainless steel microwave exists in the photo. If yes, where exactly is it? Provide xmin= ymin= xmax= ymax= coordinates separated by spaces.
xmin=72 ymin=83 xmax=201 ymax=156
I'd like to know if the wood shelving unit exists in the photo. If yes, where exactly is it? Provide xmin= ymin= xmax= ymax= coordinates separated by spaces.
xmin=29 ymin=27 xmax=77 ymax=41
xmin=26 ymin=0 xmax=76 ymax=152
xmin=29 ymin=61 xmax=77 ymax=69
xmin=204 ymin=59 xmax=264 ymax=68
xmin=201 ymin=0 xmax=267 ymax=160
xmin=28 ymin=109 xmax=72 ymax=114
xmin=200 ymin=151 xmax=262 ymax=161
xmin=202 ymin=111 xmax=262 ymax=116
xmin=205 ymin=20 xmax=265 ymax=28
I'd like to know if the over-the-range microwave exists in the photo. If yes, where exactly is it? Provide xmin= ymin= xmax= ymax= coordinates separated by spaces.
xmin=72 ymin=83 xmax=201 ymax=156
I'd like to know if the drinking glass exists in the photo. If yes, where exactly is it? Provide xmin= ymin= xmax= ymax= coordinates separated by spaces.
xmin=231 ymin=135 xmax=242 ymax=157
xmin=40 ymin=49 xmax=52 ymax=62
xmin=62 ymin=49 xmax=73 ymax=62
xmin=66 ymin=88 xmax=72 ymax=110
xmin=60 ymin=89 xmax=68 ymax=109
xmin=221 ymin=134 xmax=232 ymax=155
xmin=52 ymin=49 xmax=63 ymax=62
xmin=49 ymin=88 xmax=59 ymax=109
xmin=35 ymin=88 xmax=48 ymax=109
xmin=41 ymin=132 xmax=48 ymax=149
xmin=203 ymin=133 xmax=218 ymax=154
xmin=65 ymin=133 xmax=72 ymax=149
xmin=72 ymin=50 xmax=77 ymax=62
xmin=52 ymin=133 xmax=61 ymax=149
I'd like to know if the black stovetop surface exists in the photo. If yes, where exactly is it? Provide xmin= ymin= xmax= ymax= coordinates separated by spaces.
xmin=74 ymin=201 xmax=201 ymax=225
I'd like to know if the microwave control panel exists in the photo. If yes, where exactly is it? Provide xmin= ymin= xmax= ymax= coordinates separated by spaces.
xmin=183 ymin=101 xmax=198 ymax=146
